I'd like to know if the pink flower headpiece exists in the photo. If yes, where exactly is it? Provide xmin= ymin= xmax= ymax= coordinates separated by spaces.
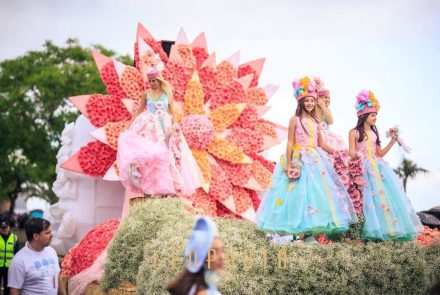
xmin=292 ymin=76 xmax=317 ymax=101
xmin=355 ymin=89 xmax=380 ymax=117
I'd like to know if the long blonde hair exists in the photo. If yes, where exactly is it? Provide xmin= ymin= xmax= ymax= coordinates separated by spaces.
xmin=146 ymin=75 xmax=175 ymax=117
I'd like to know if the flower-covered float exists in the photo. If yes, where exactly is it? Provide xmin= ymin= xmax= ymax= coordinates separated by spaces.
xmin=51 ymin=23 xmax=287 ymax=293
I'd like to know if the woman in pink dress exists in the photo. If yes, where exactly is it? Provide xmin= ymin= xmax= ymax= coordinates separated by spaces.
xmin=117 ymin=70 xmax=202 ymax=199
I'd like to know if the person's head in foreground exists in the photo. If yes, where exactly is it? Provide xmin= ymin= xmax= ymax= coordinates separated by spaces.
xmin=167 ymin=216 xmax=225 ymax=295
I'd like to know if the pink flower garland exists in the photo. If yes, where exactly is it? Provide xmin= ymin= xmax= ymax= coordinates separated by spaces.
xmin=78 ymin=141 xmax=116 ymax=176
xmin=61 ymin=219 xmax=120 ymax=278
xmin=85 ymin=94 xmax=131 ymax=128
xmin=333 ymin=150 xmax=366 ymax=213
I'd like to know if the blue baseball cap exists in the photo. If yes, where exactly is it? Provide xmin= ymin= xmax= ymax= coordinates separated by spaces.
xmin=184 ymin=216 xmax=218 ymax=273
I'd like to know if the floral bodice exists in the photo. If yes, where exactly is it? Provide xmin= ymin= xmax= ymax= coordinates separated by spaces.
xmin=355 ymin=129 xmax=377 ymax=157
xmin=146 ymin=91 xmax=168 ymax=115
xmin=294 ymin=116 xmax=318 ymax=147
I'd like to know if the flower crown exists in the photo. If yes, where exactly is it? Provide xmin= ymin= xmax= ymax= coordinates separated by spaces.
xmin=292 ymin=76 xmax=316 ymax=101
xmin=355 ymin=89 xmax=380 ymax=116
xmin=140 ymin=50 xmax=164 ymax=79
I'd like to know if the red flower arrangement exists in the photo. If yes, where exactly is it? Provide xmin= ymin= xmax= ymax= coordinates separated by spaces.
xmin=100 ymin=62 xmax=127 ymax=99
xmin=78 ymin=141 xmax=116 ymax=176
xmin=238 ymin=64 xmax=259 ymax=88
xmin=226 ymin=128 xmax=264 ymax=154
xmin=162 ymin=62 xmax=190 ymax=102
xmin=61 ymin=219 xmax=120 ymax=278
xmin=85 ymin=94 xmax=131 ymax=128
xmin=245 ymin=87 xmax=268 ymax=105
xmin=192 ymin=47 xmax=209 ymax=69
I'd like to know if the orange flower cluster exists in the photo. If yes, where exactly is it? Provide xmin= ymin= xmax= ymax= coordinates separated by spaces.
xmin=207 ymin=137 xmax=245 ymax=164
xmin=209 ymin=165 xmax=233 ymax=202
xmin=105 ymin=121 xmax=129 ymax=149
xmin=199 ymin=67 xmax=220 ymax=103
xmin=245 ymin=87 xmax=268 ymax=105
xmin=191 ymin=149 xmax=212 ymax=184
xmin=100 ymin=62 xmax=127 ymax=99
xmin=208 ymin=103 xmax=242 ymax=131
xmin=416 ymin=226 xmax=440 ymax=246
xmin=254 ymin=119 xmax=277 ymax=138
xmin=227 ymin=128 xmax=264 ymax=154
xmin=184 ymin=79 xmax=205 ymax=115
xmin=251 ymin=159 xmax=272 ymax=190
xmin=120 ymin=67 xmax=145 ymax=99
xmin=85 ymin=94 xmax=131 ymax=128
xmin=238 ymin=64 xmax=259 ymax=88
xmin=192 ymin=188 xmax=217 ymax=217
xmin=177 ymin=45 xmax=197 ymax=73
xmin=216 ymin=60 xmax=236 ymax=86
xmin=232 ymin=186 xmax=253 ymax=214
xmin=192 ymin=47 xmax=209 ymax=69
xmin=162 ymin=62 xmax=190 ymax=102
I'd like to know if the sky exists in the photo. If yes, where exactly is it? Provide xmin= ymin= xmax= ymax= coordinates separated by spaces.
xmin=1 ymin=0 xmax=439 ymax=211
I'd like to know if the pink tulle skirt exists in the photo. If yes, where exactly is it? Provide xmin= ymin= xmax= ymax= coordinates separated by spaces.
xmin=117 ymin=111 xmax=202 ymax=197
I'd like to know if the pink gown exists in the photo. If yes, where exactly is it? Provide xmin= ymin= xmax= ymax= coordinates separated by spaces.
xmin=117 ymin=92 xmax=202 ymax=197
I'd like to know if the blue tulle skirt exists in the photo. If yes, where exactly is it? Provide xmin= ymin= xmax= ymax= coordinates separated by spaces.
xmin=361 ymin=157 xmax=423 ymax=240
xmin=256 ymin=148 xmax=358 ymax=235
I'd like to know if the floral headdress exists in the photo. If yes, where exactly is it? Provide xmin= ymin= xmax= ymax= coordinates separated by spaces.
xmin=313 ymin=76 xmax=324 ymax=92
xmin=292 ymin=76 xmax=317 ymax=101
xmin=355 ymin=89 xmax=380 ymax=117
xmin=140 ymin=50 xmax=164 ymax=80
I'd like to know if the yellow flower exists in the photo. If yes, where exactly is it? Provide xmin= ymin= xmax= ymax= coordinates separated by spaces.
xmin=275 ymin=198 xmax=283 ymax=206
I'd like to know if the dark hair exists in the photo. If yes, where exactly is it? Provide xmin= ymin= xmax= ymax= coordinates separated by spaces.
xmin=167 ymin=269 xmax=208 ymax=295
xmin=25 ymin=218 xmax=51 ymax=241
xmin=295 ymin=96 xmax=319 ymax=135
xmin=354 ymin=113 xmax=381 ymax=146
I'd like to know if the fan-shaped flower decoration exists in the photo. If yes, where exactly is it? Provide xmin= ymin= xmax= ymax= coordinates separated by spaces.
xmin=61 ymin=23 xmax=286 ymax=221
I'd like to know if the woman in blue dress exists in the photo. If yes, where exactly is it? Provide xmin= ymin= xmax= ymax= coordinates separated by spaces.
xmin=256 ymin=76 xmax=357 ymax=238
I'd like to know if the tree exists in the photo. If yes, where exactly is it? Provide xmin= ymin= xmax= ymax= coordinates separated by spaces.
xmin=0 ymin=39 xmax=132 ymax=213
xmin=394 ymin=158 xmax=428 ymax=192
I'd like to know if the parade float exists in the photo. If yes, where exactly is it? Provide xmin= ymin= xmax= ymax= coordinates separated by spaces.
xmin=49 ymin=24 xmax=440 ymax=294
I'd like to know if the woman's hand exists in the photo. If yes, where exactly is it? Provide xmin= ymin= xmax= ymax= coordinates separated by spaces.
xmin=316 ymin=97 xmax=326 ymax=109
xmin=349 ymin=150 xmax=359 ymax=160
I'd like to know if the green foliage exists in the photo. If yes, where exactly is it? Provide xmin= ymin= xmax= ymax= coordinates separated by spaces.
xmin=394 ymin=158 xmax=428 ymax=192
xmin=0 ymin=39 xmax=131 ymax=207
xmin=102 ymin=198 xmax=440 ymax=295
